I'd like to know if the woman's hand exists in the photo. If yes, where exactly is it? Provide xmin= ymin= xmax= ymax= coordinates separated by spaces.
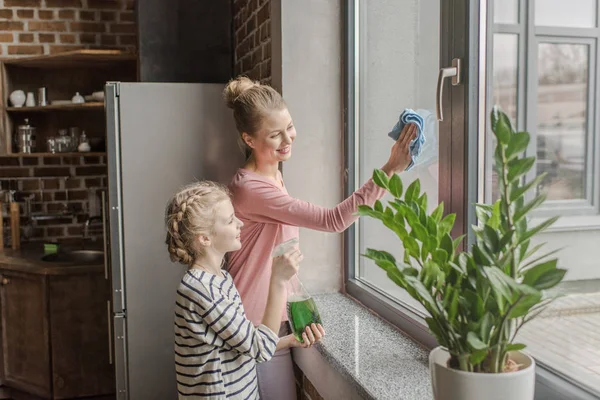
xmin=381 ymin=123 xmax=418 ymax=175
xmin=278 ymin=324 xmax=326 ymax=350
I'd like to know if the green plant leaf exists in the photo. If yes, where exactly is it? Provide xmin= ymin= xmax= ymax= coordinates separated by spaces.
xmin=418 ymin=193 xmax=428 ymax=212
xmin=405 ymin=180 xmax=421 ymax=204
xmin=427 ymin=217 xmax=439 ymax=237
xmin=506 ymin=131 xmax=530 ymax=160
xmin=439 ymin=213 xmax=456 ymax=235
xmin=364 ymin=248 xmax=396 ymax=264
xmin=532 ymin=268 xmax=567 ymax=290
xmin=507 ymin=156 xmax=536 ymax=183
xmin=490 ymin=106 xmax=513 ymax=145
xmin=510 ymin=173 xmax=546 ymax=202
xmin=374 ymin=200 xmax=384 ymax=213
xmin=431 ymin=202 xmax=444 ymax=223
xmin=467 ymin=332 xmax=487 ymax=350
xmin=508 ymin=291 xmax=542 ymax=318
xmin=425 ymin=317 xmax=448 ymax=347
xmin=505 ymin=343 xmax=527 ymax=352
xmin=412 ymin=223 xmax=429 ymax=242
xmin=389 ymin=173 xmax=403 ymax=198
xmin=514 ymin=194 xmax=546 ymax=222
xmin=470 ymin=349 xmax=488 ymax=365
xmin=519 ymin=216 xmax=559 ymax=244
xmin=453 ymin=235 xmax=466 ymax=252
xmin=357 ymin=205 xmax=382 ymax=219
xmin=473 ymin=244 xmax=493 ymax=266
xmin=522 ymin=259 xmax=558 ymax=286
xmin=479 ymin=312 xmax=493 ymax=343
xmin=440 ymin=233 xmax=454 ymax=259
xmin=373 ymin=169 xmax=389 ymax=189
xmin=482 ymin=225 xmax=500 ymax=253
xmin=404 ymin=236 xmax=420 ymax=259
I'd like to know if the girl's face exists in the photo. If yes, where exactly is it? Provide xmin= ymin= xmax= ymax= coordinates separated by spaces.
xmin=244 ymin=108 xmax=296 ymax=164
xmin=205 ymin=199 xmax=243 ymax=254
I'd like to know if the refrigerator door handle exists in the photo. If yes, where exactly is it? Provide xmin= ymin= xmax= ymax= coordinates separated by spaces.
xmin=107 ymin=300 xmax=113 ymax=365
xmin=101 ymin=190 xmax=109 ymax=280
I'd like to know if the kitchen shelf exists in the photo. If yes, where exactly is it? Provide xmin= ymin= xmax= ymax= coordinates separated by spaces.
xmin=0 ymin=152 xmax=106 ymax=157
xmin=2 ymin=49 xmax=137 ymax=69
xmin=6 ymin=103 xmax=104 ymax=112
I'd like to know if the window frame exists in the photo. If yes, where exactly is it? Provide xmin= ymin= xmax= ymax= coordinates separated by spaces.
xmin=344 ymin=0 xmax=600 ymax=398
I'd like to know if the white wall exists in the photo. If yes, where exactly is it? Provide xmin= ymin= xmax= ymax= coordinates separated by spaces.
xmin=271 ymin=0 xmax=344 ymax=293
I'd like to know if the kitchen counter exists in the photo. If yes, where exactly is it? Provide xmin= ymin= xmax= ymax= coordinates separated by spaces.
xmin=0 ymin=245 xmax=104 ymax=276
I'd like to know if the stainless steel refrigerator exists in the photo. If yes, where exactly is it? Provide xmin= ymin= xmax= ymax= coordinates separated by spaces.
xmin=104 ymin=82 xmax=244 ymax=400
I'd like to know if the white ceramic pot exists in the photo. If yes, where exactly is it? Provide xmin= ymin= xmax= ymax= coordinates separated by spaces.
xmin=26 ymin=92 xmax=36 ymax=107
xmin=9 ymin=90 xmax=26 ymax=107
xmin=429 ymin=346 xmax=535 ymax=400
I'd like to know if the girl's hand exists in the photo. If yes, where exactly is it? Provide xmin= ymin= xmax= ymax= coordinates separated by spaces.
xmin=382 ymin=123 xmax=417 ymax=175
xmin=271 ymin=248 xmax=303 ymax=284
xmin=281 ymin=324 xmax=326 ymax=349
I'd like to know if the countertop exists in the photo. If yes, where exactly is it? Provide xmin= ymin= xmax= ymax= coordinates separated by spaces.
xmin=0 ymin=244 xmax=104 ymax=276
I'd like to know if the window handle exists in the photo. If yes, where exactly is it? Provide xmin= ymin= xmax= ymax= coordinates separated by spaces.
xmin=436 ymin=58 xmax=462 ymax=121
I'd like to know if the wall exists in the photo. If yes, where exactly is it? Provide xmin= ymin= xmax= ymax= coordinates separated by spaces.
xmin=233 ymin=0 xmax=271 ymax=82
xmin=0 ymin=0 xmax=137 ymax=243
xmin=0 ymin=0 xmax=136 ymax=56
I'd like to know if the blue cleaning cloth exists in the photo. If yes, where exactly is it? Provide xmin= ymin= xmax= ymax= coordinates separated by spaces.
xmin=388 ymin=108 xmax=426 ymax=171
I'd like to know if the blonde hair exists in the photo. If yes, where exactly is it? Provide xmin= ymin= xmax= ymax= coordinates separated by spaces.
xmin=223 ymin=76 xmax=287 ymax=159
xmin=165 ymin=181 xmax=231 ymax=266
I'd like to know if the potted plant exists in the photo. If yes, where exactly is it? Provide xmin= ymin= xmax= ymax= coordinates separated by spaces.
xmin=357 ymin=108 xmax=566 ymax=400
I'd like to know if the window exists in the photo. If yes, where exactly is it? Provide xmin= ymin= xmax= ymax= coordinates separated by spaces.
xmin=488 ymin=0 xmax=600 ymax=395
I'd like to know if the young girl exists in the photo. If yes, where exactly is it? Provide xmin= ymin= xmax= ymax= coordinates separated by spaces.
xmin=165 ymin=181 xmax=325 ymax=399
xmin=224 ymin=76 xmax=417 ymax=399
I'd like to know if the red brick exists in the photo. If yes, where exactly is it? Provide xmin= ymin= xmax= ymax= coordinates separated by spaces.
xmin=17 ymin=33 xmax=33 ymax=43
xmin=0 ymin=33 xmax=14 ymax=43
xmin=100 ymin=11 xmax=115 ymax=21
xmin=49 ymin=45 xmax=84 ymax=54
xmin=21 ymin=179 xmax=40 ymax=190
xmin=88 ymin=0 xmax=121 ymax=9
xmin=4 ymin=0 xmax=40 ymax=7
xmin=8 ymin=45 xmax=43 ymax=55
xmin=82 ymin=156 xmax=101 ymax=164
xmin=118 ymin=34 xmax=135 ymax=46
xmin=257 ymin=3 xmax=269 ymax=25
xmin=16 ymin=9 xmax=34 ymax=18
xmin=0 ymin=9 xmax=13 ymax=19
xmin=0 ymin=21 xmax=24 ymax=31
xmin=0 ymin=168 xmax=30 ymax=177
xmin=60 ymin=34 xmax=76 ymax=44
xmin=33 ymin=167 xmax=70 ymax=177
xmin=43 ymin=179 xmax=60 ymax=190
xmin=124 ymin=0 xmax=134 ymax=11
xmin=45 ymin=0 xmax=82 ymax=7
xmin=75 ymin=166 xmax=105 ymax=176
xmin=0 ymin=157 xmax=19 ymax=166
xmin=100 ymin=34 xmax=116 ymax=46
xmin=46 ymin=227 xmax=65 ymax=237
xmin=38 ymin=10 xmax=54 ymax=20
xmin=119 ymin=11 xmax=134 ymax=23
xmin=84 ymin=178 xmax=101 ymax=186
xmin=43 ymin=156 xmax=61 ymax=165
xmin=21 ymin=157 xmax=39 ymax=166
xmin=28 ymin=21 xmax=67 ymax=32
xmin=39 ymin=33 xmax=56 ymax=43
xmin=66 ymin=178 xmax=82 ymax=189
xmin=61 ymin=155 xmax=81 ymax=165
xmin=58 ymin=9 xmax=76 ymax=19
xmin=67 ymin=189 xmax=87 ymax=200
xmin=70 ymin=21 xmax=105 ymax=33
xmin=79 ymin=10 xmax=96 ymax=21
xmin=80 ymin=33 xmax=97 ymax=44
xmin=67 ymin=226 xmax=82 ymax=235
xmin=110 ymin=23 xmax=134 ymax=34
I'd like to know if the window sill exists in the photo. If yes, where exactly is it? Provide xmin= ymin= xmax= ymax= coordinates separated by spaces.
xmin=292 ymin=293 xmax=432 ymax=400
xmin=531 ymin=214 xmax=600 ymax=233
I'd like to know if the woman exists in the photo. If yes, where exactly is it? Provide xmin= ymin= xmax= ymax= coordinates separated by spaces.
xmin=224 ymin=76 xmax=416 ymax=399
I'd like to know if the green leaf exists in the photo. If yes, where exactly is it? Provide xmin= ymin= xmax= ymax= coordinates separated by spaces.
xmin=364 ymin=248 xmax=396 ymax=263
xmin=357 ymin=205 xmax=381 ymax=219
xmin=440 ymin=233 xmax=454 ymax=259
xmin=483 ymin=267 xmax=514 ymax=301
xmin=473 ymin=244 xmax=493 ymax=266
xmin=519 ymin=216 xmax=559 ymax=243
xmin=433 ymin=249 xmax=449 ymax=264
xmin=431 ymin=202 xmax=444 ymax=223
xmin=490 ymin=107 xmax=514 ymax=145
xmin=439 ymin=214 xmax=456 ymax=235
xmin=389 ymin=174 xmax=403 ymax=198
xmin=403 ymin=267 xmax=419 ymax=277
xmin=522 ymin=259 xmax=558 ymax=286
xmin=533 ymin=268 xmax=567 ymax=290
xmin=425 ymin=318 xmax=448 ymax=347
xmin=510 ymin=173 xmax=546 ymax=202
xmin=514 ymin=194 xmax=546 ymax=222
xmin=507 ymin=157 xmax=536 ymax=182
xmin=453 ymin=235 xmax=466 ymax=252
xmin=374 ymin=200 xmax=383 ymax=213
xmin=404 ymin=236 xmax=420 ymax=259
xmin=405 ymin=180 xmax=421 ymax=204
xmin=508 ymin=291 xmax=543 ymax=318
xmin=482 ymin=225 xmax=500 ymax=253
xmin=506 ymin=343 xmax=527 ymax=352
xmin=418 ymin=193 xmax=428 ymax=212
xmin=506 ymin=131 xmax=530 ymax=160
xmin=470 ymin=349 xmax=488 ymax=365
xmin=467 ymin=332 xmax=488 ymax=350
xmin=479 ymin=312 xmax=493 ymax=343
xmin=373 ymin=169 xmax=389 ymax=189
xmin=498 ymin=230 xmax=515 ymax=249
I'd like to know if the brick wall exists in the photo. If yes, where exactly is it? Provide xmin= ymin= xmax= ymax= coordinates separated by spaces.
xmin=233 ymin=0 xmax=271 ymax=82
xmin=0 ymin=155 xmax=106 ymax=243
xmin=293 ymin=362 xmax=324 ymax=400
xmin=0 ymin=0 xmax=136 ymax=57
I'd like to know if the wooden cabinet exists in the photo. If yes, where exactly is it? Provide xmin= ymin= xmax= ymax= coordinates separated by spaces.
xmin=0 ymin=268 xmax=114 ymax=399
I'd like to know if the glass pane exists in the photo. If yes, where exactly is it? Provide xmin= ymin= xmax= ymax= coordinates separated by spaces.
xmin=537 ymin=43 xmax=588 ymax=201
xmin=535 ymin=0 xmax=597 ymax=27
xmin=489 ymin=34 xmax=519 ymax=203
xmin=357 ymin=0 xmax=440 ymax=313
xmin=494 ymin=0 xmax=519 ymax=24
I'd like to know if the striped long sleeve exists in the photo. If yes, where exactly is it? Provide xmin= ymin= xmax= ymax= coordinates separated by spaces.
xmin=175 ymin=269 xmax=279 ymax=399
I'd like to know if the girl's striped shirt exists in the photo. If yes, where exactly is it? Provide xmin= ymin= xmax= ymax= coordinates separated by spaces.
xmin=175 ymin=268 xmax=278 ymax=399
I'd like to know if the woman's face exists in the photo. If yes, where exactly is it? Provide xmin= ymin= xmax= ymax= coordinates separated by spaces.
xmin=244 ymin=108 xmax=296 ymax=164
